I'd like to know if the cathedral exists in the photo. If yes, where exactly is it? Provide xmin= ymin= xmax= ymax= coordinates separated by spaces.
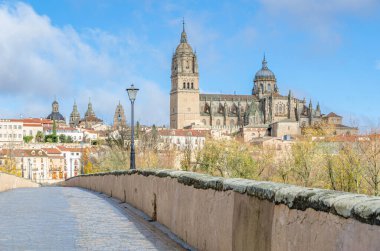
xmin=170 ymin=23 xmax=356 ymax=137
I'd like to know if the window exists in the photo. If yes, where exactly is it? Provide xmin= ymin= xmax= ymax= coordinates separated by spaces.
xmin=230 ymin=119 xmax=235 ymax=127
xmin=0 ymin=125 xmax=2 ymax=129
xmin=202 ymin=119 xmax=206 ymax=125
xmin=268 ymin=84 xmax=271 ymax=92
xmin=216 ymin=119 xmax=221 ymax=126
xmin=0 ymin=134 xmax=2 ymax=138
xmin=18 ymin=125 xmax=21 ymax=129
xmin=187 ymin=83 xmax=190 ymax=89
xmin=183 ymin=82 xmax=186 ymax=89
xmin=13 ymin=125 xmax=17 ymax=129
xmin=18 ymin=134 xmax=22 ymax=138
xmin=191 ymin=83 xmax=194 ymax=89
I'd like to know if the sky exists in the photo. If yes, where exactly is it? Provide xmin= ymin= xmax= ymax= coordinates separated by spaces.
xmin=0 ymin=0 xmax=379 ymax=131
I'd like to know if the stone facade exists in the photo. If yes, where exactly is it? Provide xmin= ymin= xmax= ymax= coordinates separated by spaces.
xmin=170 ymin=24 xmax=356 ymax=137
xmin=78 ymin=100 xmax=103 ymax=129
xmin=113 ymin=102 xmax=126 ymax=130
xmin=69 ymin=101 xmax=80 ymax=127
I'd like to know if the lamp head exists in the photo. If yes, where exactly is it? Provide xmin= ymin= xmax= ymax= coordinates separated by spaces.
xmin=126 ymin=84 xmax=139 ymax=102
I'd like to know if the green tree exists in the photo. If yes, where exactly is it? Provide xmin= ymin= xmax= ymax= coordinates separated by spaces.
xmin=59 ymin=134 xmax=66 ymax=143
xmin=35 ymin=131 xmax=44 ymax=142
xmin=66 ymin=136 xmax=73 ymax=143
xmin=52 ymin=120 xmax=57 ymax=136
xmin=23 ymin=135 xmax=33 ymax=143
xmin=136 ymin=121 xmax=140 ymax=139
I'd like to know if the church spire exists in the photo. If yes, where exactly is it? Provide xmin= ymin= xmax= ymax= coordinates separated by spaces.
xmin=180 ymin=18 xmax=187 ymax=43
xmin=262 ymin=54 xmax=268 ymax=69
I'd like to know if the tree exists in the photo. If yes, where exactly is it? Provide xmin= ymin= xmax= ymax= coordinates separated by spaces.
xmin=23 ymin=136 xmax=33 ymax=143
xmin=66 ymin=136 xmax=73 ymax=143
xmin=359 ymin=134 xmax=380 ymax=195
xmin=291 ymin=140 xmax=324 ymax=187
xmin=136 ymin=121 xmax=140 ymax=139
xmin=196 ymin=139 xmax=257 ymax=178
xmin=35 ymin=131 xmax=44 ymax=143
xmin=52 ymin=120 xmax=57 ymax=136
xmin=59 ymin=134 xmax=66 ymax=143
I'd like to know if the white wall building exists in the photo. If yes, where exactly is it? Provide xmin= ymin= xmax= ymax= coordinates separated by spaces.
xmin=57 ymin=146 xmax=83 ymax=178
xmin=44 ymin=127 xmax=84 ymax=142
xmin=0 ymin=120 xmax=24 ymax=146
xmin=158 ymin=129 xmax=208 ymax=151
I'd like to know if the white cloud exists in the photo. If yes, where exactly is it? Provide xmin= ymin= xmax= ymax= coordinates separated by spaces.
xmin=0 ymin=2 xmax=168 ymax=126
xmin=259 ymin=0 xmax=379 ymax=46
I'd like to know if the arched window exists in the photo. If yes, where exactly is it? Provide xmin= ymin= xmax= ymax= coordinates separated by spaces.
xmin=275 ymin=104 xmax=279 ymax=114
xmin=191 ymin=83 xmax=194 ymax=89
xmin=260 ymin=84 xmax=264 ymax=92
xmin=230 ymin=119 xmax=235 ymax=127
xmin=268 ymin=84 xmax=271 ymax=92
xmin=216 ymin=119 xmax=221 ymax=126
xmin=187 ymin=83 xmax=190 ymax=89
xmin=183 ymin=82 xmax=186 ymax=89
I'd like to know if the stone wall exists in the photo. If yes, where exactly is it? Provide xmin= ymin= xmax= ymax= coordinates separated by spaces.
xmin=63 ymin=170 xmax=380 ymax=251
xmin=0 ymin=172 xmax=40 ymax=192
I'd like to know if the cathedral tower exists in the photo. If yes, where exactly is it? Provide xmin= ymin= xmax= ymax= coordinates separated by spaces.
xmin=170 ymin=20 xmax=200 ymax=129
xmin=113 ymin=101 xmax=127 ymax=130
xmin=69 ymin=101 xmax=80 ymax=127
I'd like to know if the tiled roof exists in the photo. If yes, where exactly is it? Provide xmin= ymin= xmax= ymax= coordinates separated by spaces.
xmin=42 ymin=148 xmax=62 ymax=155
xmin=11 ymin=118 xmax=53 ymax=124
xmin=57 ymin=146 xmax=83 ymax=152
xmin=0 ymin=149 xmax=48 ymax=157
xmin=324 ymin=112 xmax=342 ymax=118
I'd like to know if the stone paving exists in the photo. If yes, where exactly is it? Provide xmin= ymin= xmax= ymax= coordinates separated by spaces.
xmin=0 ymin=187 xmax=185 ymax=251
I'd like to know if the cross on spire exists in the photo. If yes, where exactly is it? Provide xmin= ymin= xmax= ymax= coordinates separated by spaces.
xmin=180 ymin=18 xmax=187 ymax=43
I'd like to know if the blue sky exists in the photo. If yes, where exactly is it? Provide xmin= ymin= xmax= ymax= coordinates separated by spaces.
xmin=0 ymin=0 xmax=379 ymax=131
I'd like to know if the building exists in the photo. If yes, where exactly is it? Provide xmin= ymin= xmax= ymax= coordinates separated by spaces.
xmin=322 ymin=112 xmax=358 ymax=135
xmin=57 ymin=146 xmax=83 ymax=178
xmin=169 ymin=23 xmax=356 ymax=137
xmin=0 ymin=149 xmax=49 ymax=182
xmin=113 ymin=101 xmax=127 ymax=130
xmin=79 ymin=99 xmax=103 ymax=129
xmin=42 ymin=148 xmax=65 ymax=180
xmin=158 ymin=129 xmax=208 ymax=151
xmin=44 ymin=126 xmax=84 ymax=142
xmin=11 ymin=118 xmax=53 ymax=143
xmin=46 ymin=99 xmax=66 ymax=125
xmin=69 ymin=101 xmax=81 ymax=127
xmin=0 ymin=119 xmax=23 ymax=146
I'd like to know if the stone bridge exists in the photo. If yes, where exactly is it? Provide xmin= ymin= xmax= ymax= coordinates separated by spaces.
xmin=1 ymin=170 xmax=380 ymax=250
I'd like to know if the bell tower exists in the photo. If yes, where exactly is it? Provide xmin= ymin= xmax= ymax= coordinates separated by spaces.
xmin=170 ymin=20 xmax=200 ymax=129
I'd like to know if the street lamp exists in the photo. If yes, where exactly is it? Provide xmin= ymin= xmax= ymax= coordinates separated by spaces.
xmin=126 ymin=84 xmax=139 ymax=170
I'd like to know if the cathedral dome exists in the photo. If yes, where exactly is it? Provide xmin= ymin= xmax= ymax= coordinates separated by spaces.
xmin=47 ymin=112 xmax=65 ymax=121
xmin=254 ymin=56 xmax=276 ymax=81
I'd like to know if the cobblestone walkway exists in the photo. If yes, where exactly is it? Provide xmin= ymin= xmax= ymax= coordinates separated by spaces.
xmin=0 ymin=187 xmax=184 ymax=251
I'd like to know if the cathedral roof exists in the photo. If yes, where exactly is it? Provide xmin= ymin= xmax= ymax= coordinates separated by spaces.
xmin=175 ymin=20 xmax=194 ymax=55
xmin=254 ymin=55 xmax=276 ymax=81
xmin=47 ymin=112 xmax=65 ymax=122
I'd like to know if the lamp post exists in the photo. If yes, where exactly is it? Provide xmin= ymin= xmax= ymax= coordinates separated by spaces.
xmin=126 ymin=84 xmax=139 ymax=170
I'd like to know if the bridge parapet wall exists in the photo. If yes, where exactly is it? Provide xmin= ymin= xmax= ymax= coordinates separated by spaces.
xmin=64 ymin=170 xmax=380 ymax=251
xmin=0 ymin=172 xmax=40 ymax=192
